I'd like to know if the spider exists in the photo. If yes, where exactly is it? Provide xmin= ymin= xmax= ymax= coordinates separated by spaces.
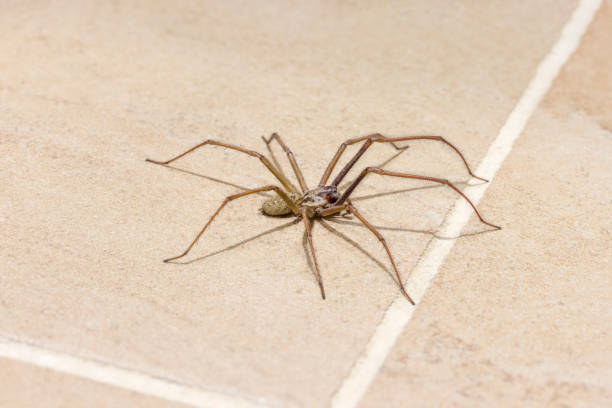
xmin=146 ymin=133 xmax=500 ymax=304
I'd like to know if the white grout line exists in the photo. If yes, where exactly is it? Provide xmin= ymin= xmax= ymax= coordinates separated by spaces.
xmin=329 ymin=0 xmax=602 ymax=407
xmin=0 ymin=337 xmax=270 ymax=408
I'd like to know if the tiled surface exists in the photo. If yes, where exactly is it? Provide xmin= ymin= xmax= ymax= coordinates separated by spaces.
xmin=0 ymin=357 xmax=187 ymax=408
xmin=360 ymin=2 xmax=612 ymax=407
xmin=2 ymin=0 xmax=605 ymax=407
xmin=544 ymin=0 xmax=612 ymax=130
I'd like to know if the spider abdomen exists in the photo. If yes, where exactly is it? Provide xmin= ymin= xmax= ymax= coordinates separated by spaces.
xmin=261 ymin=192 xmax=300 ymax=216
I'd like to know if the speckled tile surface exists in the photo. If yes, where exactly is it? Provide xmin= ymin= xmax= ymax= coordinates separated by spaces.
xmin=0 ymin=357 xmax=188 ymax=408
xmin=2 ymin=1 xmax=606 ymax=407
xmin=360 ymin=2 xmax=612 ymax=406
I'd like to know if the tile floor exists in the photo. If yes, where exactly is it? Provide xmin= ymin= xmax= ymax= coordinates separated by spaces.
xmin=1 ymin=0 xmax=609 ymax=407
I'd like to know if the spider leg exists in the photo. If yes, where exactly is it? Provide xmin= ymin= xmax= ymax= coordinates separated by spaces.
xmin=146 ymin=139 xmax=295 ymax=192
xmin=260 ymin=136 xmax=296 ymax=193
xmin=262 ymin=133 xmax=309 ymax=193
xmin=315 ymin=204 xmax=348 ymax=218
xmin=301 ymin=208 xmax=326 ymax=299
xmin=319 ymin=133 xmax=405 ymax=186
xmin=336 ymin=167 xmax=501 ymax=230
xmin=345 ymin=200 xmax=415 ymax=304
xmin=162 ymin=185 xmax=299 ymax=263
xmin=372 ymin=136 xmax=487 ymax=182
xmin=322 ymin=134 xmax=487 ymax=188
xmin=338 ymin=145 xmax=408 ymax=191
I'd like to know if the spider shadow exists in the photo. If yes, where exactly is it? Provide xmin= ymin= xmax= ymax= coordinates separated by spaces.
xmin=149 ymin=145 xmax=411 ymax=199
xmin=340 ymin=179 xmax=497 ymax=237
xmin=149 ymin=163 xmax=273 ymax=197
xmin=151 ymin=149 xmax=497 ymax=279
xmin=159 ymin=173 xmax=496 ymax=270
xmin=301 ymin=218 xmax=400 ymax=288
xmin=351 ymin=181 xmax=466 ymax=203
xmin=326 ymin=217 xmax=497 ymax=240
xmin=166 ymin=218 xmax=300 ymax=265
xmin=262 ymin=136 xmax=299 ymax=192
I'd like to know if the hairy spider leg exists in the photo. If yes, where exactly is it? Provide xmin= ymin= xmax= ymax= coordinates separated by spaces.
xmin=262 ymin=133 xmax=309 ymax=193
xmin=163 ymin=186 xmax=299 ymax=263
xmin=301 ymin=208 xmax=325 ymax=299
xmin=336 ymin=167 xmax=501 ymax=230
xmin=319 ymin=133 xmax=406 ymax=186
xmin=314 ymin=202 xmax=415 ymax=303
xmin=320 ymin=134 xmax=488 ymax=188
xmin=260 ymin=136 xmax=297 ymax=193
xmin=315 ymin=204 xmax=348 ymax=218
xmin=337 ymin=146 xmax=409 ymax=191
xmin=346 ymin=200 xmax=416 ymax=305
xmin=146 ymin=139 xmax=296 ymax=193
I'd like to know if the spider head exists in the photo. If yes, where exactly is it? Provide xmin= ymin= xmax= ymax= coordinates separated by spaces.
xmin=298 ymin=186 xmax=339 ymax=209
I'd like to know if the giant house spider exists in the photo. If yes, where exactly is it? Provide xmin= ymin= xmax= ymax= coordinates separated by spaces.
xmin=146 ymin=133 xmax=500 ymax=304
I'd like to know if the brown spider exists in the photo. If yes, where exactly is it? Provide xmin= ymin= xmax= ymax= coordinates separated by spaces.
xmin=146 ymin=133 xmax=500 ymax=304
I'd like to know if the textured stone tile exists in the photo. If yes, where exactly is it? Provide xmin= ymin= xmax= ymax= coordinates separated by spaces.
xmin=361 ymin=3 xmax=612 ymax=407
xmin=0 ymin=357 xmax=188 ymax=408
xmin=0 ymin=1 xmax=577 ymax=406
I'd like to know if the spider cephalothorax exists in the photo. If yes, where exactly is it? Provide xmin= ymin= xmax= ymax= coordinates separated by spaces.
xmin=262 ymin=186 xmax=339 ymax=217
xmin=298 ymin=186 xmax=340 ymax=209
xmin=147 ymin=132 xmax=500 ymax=304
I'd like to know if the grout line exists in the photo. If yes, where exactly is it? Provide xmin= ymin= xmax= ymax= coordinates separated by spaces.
xmin=0 ymin=337 xmax=270 ymax=408
xmin=329 ymin=0 xmax=602 ymax=407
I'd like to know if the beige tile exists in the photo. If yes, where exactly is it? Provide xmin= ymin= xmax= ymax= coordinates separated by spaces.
xmin=0 ymin=1 xmax=577 ymax=406
xmin=361 ymin=3 xmax=612 ymax=407
xmin=543 ymin=0 xmax=612 ymax=130
xmin=0 ymin=357 xmax=188 ymax=408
